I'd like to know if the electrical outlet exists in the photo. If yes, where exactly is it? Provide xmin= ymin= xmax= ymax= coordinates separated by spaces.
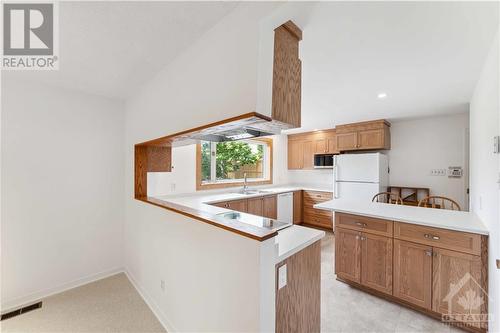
xmin=278 ymin=264 xmax=287 ymax=289
xmin=160 ymin=280 xmax=165 ymax=292
xmin=170 ymin=183 xmax=176 ymax=192
xmin=430 ymin=169 xmax=446 ymax=176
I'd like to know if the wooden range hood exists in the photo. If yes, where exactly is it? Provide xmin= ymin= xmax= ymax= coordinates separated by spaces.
xmin=135 ymin=20 xmax=302 ymax=199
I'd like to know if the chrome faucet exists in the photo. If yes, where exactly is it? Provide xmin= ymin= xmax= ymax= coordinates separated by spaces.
xmin=243 ymin=172 xmax=248 ymax=193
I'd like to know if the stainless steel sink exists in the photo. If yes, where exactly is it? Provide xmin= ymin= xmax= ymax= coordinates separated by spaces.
xmin=232 ymin=189 xmax=274 ymax=195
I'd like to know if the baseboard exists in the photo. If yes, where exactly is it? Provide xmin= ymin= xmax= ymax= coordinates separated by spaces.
xmin=1 ymin=266 xmax=124 ymax=313
xmin=124 ymin=269 xmax=176 ymax=332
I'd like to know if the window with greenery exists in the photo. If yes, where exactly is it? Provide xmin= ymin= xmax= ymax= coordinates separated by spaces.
xmin=198 ymin=139 xmax=272 ymax=189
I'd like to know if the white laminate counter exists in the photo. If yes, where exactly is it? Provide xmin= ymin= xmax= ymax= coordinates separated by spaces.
xmin=275 ymin=225 xmax=325 ymax=263
xmin=314 ymin=199 xmax=488 ymax=235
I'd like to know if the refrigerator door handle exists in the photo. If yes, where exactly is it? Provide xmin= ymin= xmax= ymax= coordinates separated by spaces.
xmin=333 ymin=155 xmax=339 ymax=199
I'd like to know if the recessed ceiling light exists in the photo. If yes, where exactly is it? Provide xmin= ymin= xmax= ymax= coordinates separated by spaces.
xmin=377 ymin=92 xmax=387 ymax=99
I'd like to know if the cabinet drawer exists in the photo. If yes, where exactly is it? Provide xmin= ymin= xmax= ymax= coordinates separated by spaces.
xmin=304 ymin=212 xmax=332 ymax=228
xmin=335 ymin=213 xmax=393 ymax=237
xmin=394 ymin=222 xmax=481 ymax=256
xmin=303 ymin=190 xmax=332 ymax=202
xmin=303 ymin=206 xmax=332 ymax=219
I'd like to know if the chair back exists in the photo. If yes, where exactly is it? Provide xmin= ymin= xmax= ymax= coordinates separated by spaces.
xmin=418 ymin=196 xmax=461 ymax=211
xmin=372 ymin=192 xmax=403 ymax=205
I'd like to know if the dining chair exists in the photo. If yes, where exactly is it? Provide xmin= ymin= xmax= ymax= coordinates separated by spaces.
xmin=372 ymin=192 xmax=403 ymax=205
xmin=418 ymin=196 xmax=461 ymax=211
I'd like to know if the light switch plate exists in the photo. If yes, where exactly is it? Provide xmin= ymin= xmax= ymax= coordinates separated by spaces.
xmin=278 ymin=264 xmax=287 ymax=289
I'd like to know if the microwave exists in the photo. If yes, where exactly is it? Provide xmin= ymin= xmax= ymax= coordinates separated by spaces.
xmin=314 ymin=154 xmax=334 ymax=169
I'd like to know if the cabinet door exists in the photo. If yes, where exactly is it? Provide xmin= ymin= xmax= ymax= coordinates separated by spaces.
xmin=227 ymin=199 xmax=247 ymax=213
xmin=314 ymin=137 xmax=328 ymax=154
xmin=247 ymin=197 xmax=263 ymax=216
xmin=432 ymin=248 xmax=484 ymax=329
xmin=393 ymin=240 xmax=432 ymax=309
xmin=358 ymin=129 xmax=385 ymax=149
xmin=293 ymin=191 xmax=302 ymax=224
xmin=302 ymin=140 xmax=314 ymax=169
xmin=361 ymin=233 xmax=393 ymax=295
xmin=263 ymin=195 xmax=277 ymax=219
xmin=288 ymin=140 xmax=304 ymax=169
xmin=335 ymin=228 xmax=361 ymax=283
xmin=326 ymin=134 xmax=337 ymax=154
xmin=336 ymin=132 xmax=358 ymax=151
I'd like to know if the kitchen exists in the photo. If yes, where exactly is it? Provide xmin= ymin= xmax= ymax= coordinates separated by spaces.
xmin=2 ymin=2 xmax=499 ymax=333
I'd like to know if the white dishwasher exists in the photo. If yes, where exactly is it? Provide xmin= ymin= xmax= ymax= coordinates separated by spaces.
xmin=277 ymin=192 xmax=293 ymax=224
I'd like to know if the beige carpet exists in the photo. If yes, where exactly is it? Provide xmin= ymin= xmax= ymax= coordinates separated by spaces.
xmin=1 ymin=273 xmax=166 ymax=333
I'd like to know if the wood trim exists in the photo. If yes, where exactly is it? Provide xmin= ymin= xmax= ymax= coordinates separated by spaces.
xmin=279 ymin=20 xmax=302 ymax=41
xmin=137 ymin=112 xmax=272 ymax=147
xmin=136 ymin=196 xmax=277 ymax=242
xmin=195 ymin=138 xmax=273 ymax=191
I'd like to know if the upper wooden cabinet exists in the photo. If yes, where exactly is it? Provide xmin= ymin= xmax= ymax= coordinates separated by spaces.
xmin=313 ymin=130 xmax=338 ymax=154
xmin=272 ymin=21 xmax=302 ymax=128
xmin=287 ymin=130 xmax=337 ymax=170
xmin=288 ymin=134 xmax=314 ymax=170
xmin=335 ymin=119 xmax=391 ymax=151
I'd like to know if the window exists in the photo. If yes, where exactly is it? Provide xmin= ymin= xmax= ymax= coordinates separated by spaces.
xmin=197 ymin=138 xmax=273 ymax=190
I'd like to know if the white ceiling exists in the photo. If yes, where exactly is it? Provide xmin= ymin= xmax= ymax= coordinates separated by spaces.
xmin=291 ymin=1 xmax=499 ymax=131
xmin=3 ymin=1 xmax=238 ymax=100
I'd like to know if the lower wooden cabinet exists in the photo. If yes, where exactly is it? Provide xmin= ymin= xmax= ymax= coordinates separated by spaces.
xmin=247 ymin=197 xmax=264 ymax=216
xmin=432 ymin=248 xmax=484 ymax=330
xmin=393 ymin=239 xmax=432 ymax=309
xmin=263 ymin=195 xmax=277 ymax=219
xmin=335 ymin=227 xmax=392 ymax=295
xmin=303 ymin=190 xmax=333 ymax=229
xmin=335 ymin=228 xmax=361 ymax=283
xmin=293 ymin=190 xmax=303 ymax=224
xmin=335 ymin=214 xmax=488 ymax=331
xmin=361 ymin=233 xmax=393 ymax=295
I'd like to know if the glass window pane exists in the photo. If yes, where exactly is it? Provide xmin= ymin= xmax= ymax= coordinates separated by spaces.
xmin=200 ymin=141 xmax=211 ymax=182
xmin=215 ymin=141 xmax=264 ymax=180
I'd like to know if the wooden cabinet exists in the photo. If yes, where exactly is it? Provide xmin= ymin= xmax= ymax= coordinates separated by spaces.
xmin=361 ymin=233 xmax=393 ymax=295
xmin=432 ymin=248 xmax=484 ymax=329
xmin=335 ymin=212 xmax=488 ymax=330
xmin=335 ymin=119 xmax=390 ymax=151
xmin=212 ymin=195 xmax=278 ymax=219
xmin=287 ymin=135 xmax=313 ymax=170
xmin=313 ymin=130 xmax=338 ymax=154
xmin=212 ymin=199 xmax=247 ymax=212
xmin=302 ymin=191 xmax=333 ymax=229
xmin=293 ymin=190 xmax=303 ymax=224
xmin=287 ymin=139 xmax=304 ymax=169
xmin=335 ymin=228 xmax=361 ymax=283
xmin=247 ymin=197 xmax=264 ymax=216
xmin=335 ymin=226 xmax=392 ymax=295
xmin=263 ymin=195 xmax=277 ymax=219
xmin=393 ymin=239 xmax=432 ymax=309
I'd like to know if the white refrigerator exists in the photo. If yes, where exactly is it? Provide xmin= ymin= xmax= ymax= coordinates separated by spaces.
xmin=333 ymin=153 xmax=389 ymax=202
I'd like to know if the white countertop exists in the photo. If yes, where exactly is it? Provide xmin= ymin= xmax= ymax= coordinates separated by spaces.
xmin=315 ymin=199 xmax=488 ymax=235
xmin=275 ymin=225 xmax=325 ymax=263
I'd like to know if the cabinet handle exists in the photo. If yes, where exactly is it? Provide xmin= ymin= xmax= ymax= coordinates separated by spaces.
xmin=424 ymin=234 xmax=440 ymax=240
xmin=355 ymin=235 xmax=359 ymax=240
xmin=355 ymin=222 xmax=367 ymax=227
xmin=425 ymin=250 xmax=432 ymax=256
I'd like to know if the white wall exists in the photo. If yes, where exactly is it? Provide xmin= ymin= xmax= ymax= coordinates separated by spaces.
xmin=1 ymin=79 xmax=124 ymax=309
xmin=388 ymin=113 xmax=469 ymax=210
xmin=470 ymin=31 xmax=499 ymax=333
xmin=124 ymin=3 xmax=279 ymax=331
